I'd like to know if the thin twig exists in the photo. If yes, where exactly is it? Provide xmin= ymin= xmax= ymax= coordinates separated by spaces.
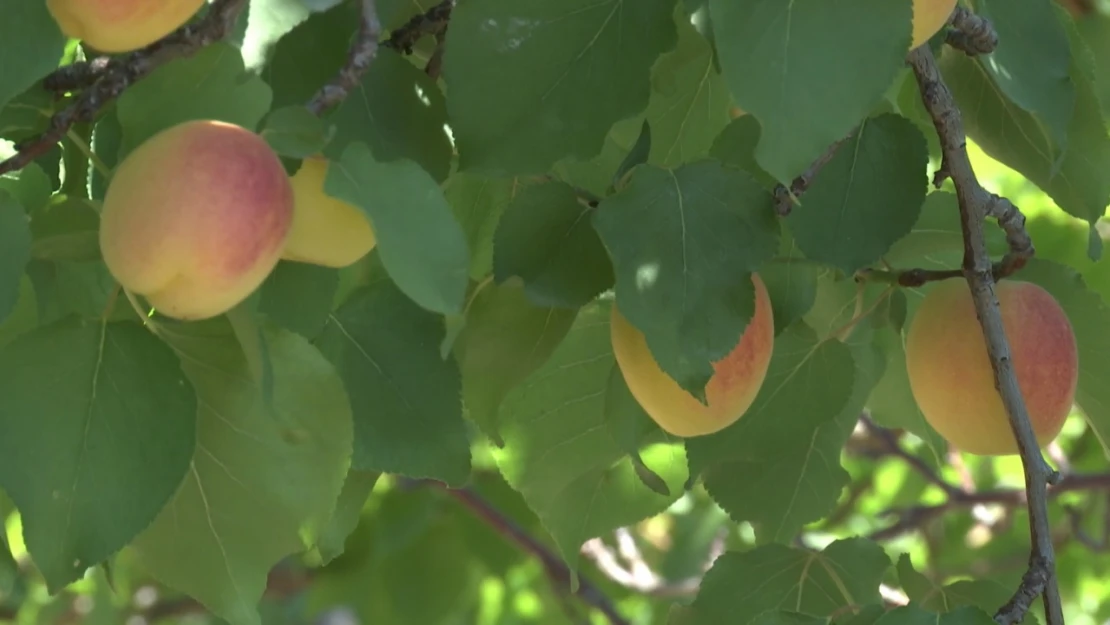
xmin=867 ymin=472 xmax=1110 ymax=542
xmin=419 ymin=482 xmax=631 ymax=625
xmin=0 ymin=0 xmax=248 ymax=177
xmin=772 ymin=130 xmax=855 ymax=216
xmin=383 ymin=0 xmax=455 ymax=54
xmin=858 ymin=416 xmax=964 ymax=498
xmin=907 ymin=43 xmax=1062 ymax=625
xmin=579 ymin=527 xmax=726 ymax=598
xmin=306 ymin=0 xmax=383 ymax=115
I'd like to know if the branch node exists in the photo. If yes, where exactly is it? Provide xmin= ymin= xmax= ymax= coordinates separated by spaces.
xmin=945 ymin=7 xmax=999 ymax=55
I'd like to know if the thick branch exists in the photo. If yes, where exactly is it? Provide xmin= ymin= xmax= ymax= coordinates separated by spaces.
xmin=907 ymin=44 xmax=1063 ymax=625
xmin=0 ymin=0 xmax=248 ymax=176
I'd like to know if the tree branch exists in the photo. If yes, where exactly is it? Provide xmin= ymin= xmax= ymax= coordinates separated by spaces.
xmin=0 ymin=0 xmax=249 ymax=177
xmin=421 ymin=481 xmax=631 ymax=625
xmin=945 ymin=7 xmax=999 ymax=55
xmin=773 ymin=129 xmax=855 ymax=216
xmin=906 ymin=40 xmax=1061 ymax=625
xmin=579 ymin=527 xmax=726 ymax=599
xmin=306 ymin=0 xmax=383 ymax=115
xmin=383 ymin=0 xmax=455 ymax=55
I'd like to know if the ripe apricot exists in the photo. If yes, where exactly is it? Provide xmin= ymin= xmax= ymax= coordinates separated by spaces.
xmin=99 ymin=120 xmax=294 ymax=321
xmin=281 ymin=156 xmax=377 ymax=269
xmin=46 ymin=0 xmax=205 ymax=53
xmin=912 ymin=0 xmax=958 ymax=49
xmin=905 ymin=279 xmax=1078 ymax=456
xmin=610 ymin=274 xmax=775 ymax=437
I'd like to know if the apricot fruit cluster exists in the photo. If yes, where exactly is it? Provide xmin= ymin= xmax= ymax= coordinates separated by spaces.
xmin=99 ymin=121 xmax=378 ymax=322
xmin=905 ymin=279 xmax=1079 ymax=456
xmin=610 ymin=274 xmax=775 ymax=438
xmin=47 ymin=0 xmax=206 ymax=53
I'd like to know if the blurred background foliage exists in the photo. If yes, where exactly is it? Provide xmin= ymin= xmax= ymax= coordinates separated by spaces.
xmin=1 ymin=3 xmax=1109 ymax=625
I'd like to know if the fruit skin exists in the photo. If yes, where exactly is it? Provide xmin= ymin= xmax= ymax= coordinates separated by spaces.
xmin=281 ymin=156 xmax=377 ymax=268
xmin=611 ymin=274 xmax=775 ymax=438
xmin=99 ymin=120 xmax=294 ymax=321
xmin=912 ymin=0 xmax=959 ymax=49
xmin=46 ymin=0 xmax=205 ymax=54
xmin=905 ymin=279 xmax=1079 ymax=456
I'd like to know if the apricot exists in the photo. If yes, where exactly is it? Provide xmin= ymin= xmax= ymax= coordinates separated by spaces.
xmin=99 ymin=120 xmax=294 ymax=321
xmin=281 ymin=156 xmax=377 ymax=268
xmin=46 ymin=0 xmax=205 ymax=54
xmin=905 ymin=279 xmax=1078 ymax=456
xmin=912 ymin=0 xmax=958 ymax=50
xmin=610 ymin=274 xmax=774 ymax=437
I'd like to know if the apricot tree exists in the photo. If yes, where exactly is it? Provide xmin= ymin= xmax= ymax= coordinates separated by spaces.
xmin=0 ymin=1 xmax=1109 ymax=625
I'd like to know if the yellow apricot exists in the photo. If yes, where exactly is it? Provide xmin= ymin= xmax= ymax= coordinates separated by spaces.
xmin=905 ymin=279 xmax=1079 ymax=456
xmin=912 ymin=0 xmax=959 ymax=49
xmin=611 ymin=274 xmax=775 ymax=438
xmin=99 ymin=120 xmax=294 ymax=321
xmin=46 ymin=0 xmax=206 ymax=54
xmin=281 ymin=156 xmax=377 ymax=269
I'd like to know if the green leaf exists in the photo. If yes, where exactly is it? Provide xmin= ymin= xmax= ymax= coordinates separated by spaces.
xmin=759 ymin=258 xmax=820 ymax=335
xmin=0 ymin=318 xmax=197 ymax=591
xmin=972 ymin=0 xmax=1075 ymax=162
xmin=262 ymin=1 xmax=359 ymax=109
xmin=493 ymin=181 xmax=614 ymax=309
xmin=116 ymin=43 xmax=273 ymax=158
xmin=325 ymin=142 xmax=470 ymax=315
xmin=896 ymin=554 xmax=1034 ymax=624
xmin=453 ymin=282 xmax=576 ymax=443
xmin=29 ymin=197 xmax=101 ymax=263
xmin=690 ymin=325 xmax=872 ymax=541
xmin=789 ymin=114 xmax=929 ymax=274
xmin=884 ymin=191 xmax=1008 ymax=273
xmin=873 ymin=605 xmax=997 ymax=625
xmin=593 ymin=160 xmax=780 ymax=398
xmin=612 ymin=120 xmax=652 ymax=190
xmin=0 ymin=275 xmax=37 ymax=349
xmin=315 ymin=277 xmax=472 ymax=486
xmin=686 ymin=323 xmax=854 ymax=472
xmin=1012 ymin=259 xmax=1110 ymax=459
xmin=323 ymin=49 xmax=453 ymax=183
xmin=240 ymin=0 xmax=340 ymax=70
xmin=603 ymin=362 xmax=666 ymax=457
xmin=260 ymin=106 xmax=335 ymax=158
xmin=938 ymin=34 xmax=1110 ymax=229
xmin=494 ymin=299 xmax=689 ymax=576
xmin=129 ymin=319 xmax=353 ymax=625
xmin=258 ymin=261 xmax=340 ymax=339
xmin=708 ymin=0 xmax=911 ymax=185
xmin=309 ymin=468 xmax=379 ymax=565
xmin=0 ymin=191 xmax=31 ymax=320
xmin=639 ymin=14 xmax=732 ymax=167
xmin=0 ymin=1 xmax=66 ymax=112
xmin=865 ymin=326 xmax=947 ymax=459
xmin=444 ymin=173 xmax=530 ymax=280
xmin=708 ymin=114 xmax=778 ymax=189
xmin=443 ymin=0 xmax=678 ymax=175
xmin=51 ymin=260 xmax=133 ymax=322
xmin=0 ymin=161 xmax=52 ymax=214
xmin=688 ymin=538 xmax=891 ymax=624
